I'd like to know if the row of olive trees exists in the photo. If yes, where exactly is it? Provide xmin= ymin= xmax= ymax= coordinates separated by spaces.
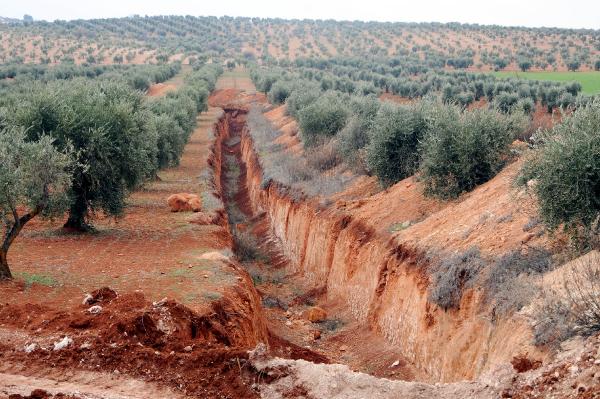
xmin=251 ymin=66 xmax=527 ymax=200
xmin=281 ymin=57 xmax=587 ymax=112
xmin=0 ymin=64 xmax=222 ymax=279
xmin=4 ymin=16 xmax=600 ymax=68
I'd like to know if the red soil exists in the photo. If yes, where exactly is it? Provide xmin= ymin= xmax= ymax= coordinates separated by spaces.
xmin=147 ymin=82 xmax=177 ymax=97
xmin=0 ymin=288 xmax=261 ymax=398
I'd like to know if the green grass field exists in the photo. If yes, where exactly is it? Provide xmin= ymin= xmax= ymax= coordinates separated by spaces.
xmin=492 ymin=71 xmax=600 ymax=95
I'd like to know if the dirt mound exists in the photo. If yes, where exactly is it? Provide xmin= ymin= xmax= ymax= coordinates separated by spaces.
xmin=167 ymin=193 xmax=201 ymax=212
xmin=502 ymin=334 xmax=600 ymax=398
xmin=0 ymin=287 xmax=263 ymax=398
xmin=8 ymin=389 xmax=81 ymax=399
xmin=249 ymin=344 xmax=497 ymax=399
xmin=209 ymin=89 xmax=266 ymax=110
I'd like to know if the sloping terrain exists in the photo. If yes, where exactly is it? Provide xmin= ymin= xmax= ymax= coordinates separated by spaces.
xmin=1 ymin=17 xmax=599 ymax=71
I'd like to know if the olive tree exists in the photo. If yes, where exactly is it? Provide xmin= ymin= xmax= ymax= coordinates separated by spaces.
xmin=366 ymin=102 xmax=428 ymax=186
xmin=0 ymin=129 xmax=71 ymax=279
xmin=420 ymin=106 xmax=525 ymax=199
xmin=518 ymin=100 xmax=600 ymax=245
xmin=13 ymin=80 xmax=157 ymax=230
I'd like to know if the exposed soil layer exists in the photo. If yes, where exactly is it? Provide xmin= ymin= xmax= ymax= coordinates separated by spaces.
xmin=213 ymin=106 xmax=425 ymax=381
xmin=0 ymin=289 xmax=262 ymax=398
xmin=3 ymin=71 xmax=598 ymax=398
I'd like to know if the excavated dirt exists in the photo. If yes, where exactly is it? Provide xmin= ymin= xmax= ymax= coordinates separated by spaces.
xmin=0 ymin=288 xmax=262 ymax=398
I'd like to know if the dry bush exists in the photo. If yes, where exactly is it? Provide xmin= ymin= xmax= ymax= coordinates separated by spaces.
xmin=485 ymin=248 xmax=552 ymax=317
xmin=429 ymin=247 xmax=484 ymax=310
xmin=305 ymin=141 xmax=341 ymax=172
xmin=247 ymin=106 xmax=352 ymax=198
xmin=232 ymin=228 xmax=261 ymax=262
xmin=533 ymin=253 xmax=600 ymax=346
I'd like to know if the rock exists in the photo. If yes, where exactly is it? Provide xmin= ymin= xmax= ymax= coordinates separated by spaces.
xmin=184 ymin=345 xmax=193 ymax=352
xmin=340 ymin=345 xmax=348 ymax=352
xmin=199 ymin=251 xmax=230 ymax=263
xmin=569 ymin=365 xmax=580 ymax=374
xmin=84 ymin=287 xmax=117 ymax=305
xmin=87 ymin=305 xmax=103 ymax=314
xmin=312 ymin=330 xmax=321 ymax=340
xmin=167 ymin=193 xmax=201 ymax=212
xmin=189 ymin=212 xmax=216 ymax=225
xmin=390 ymin=360 xmax=400 ymax=368
xmin=24 ymin=343 xmax=38 ymax=353
xmin=153 ymin=297 xmax=168 ymax=307
xmin=53 ymin=336 xmax=73 ymax=351
xmin=303 ymin=306 xmax=327 ymax=323
xmin=82 ymin=294 xmax=94 ymax=305
xmin=80 ymin=342 xmax=92 ymax=350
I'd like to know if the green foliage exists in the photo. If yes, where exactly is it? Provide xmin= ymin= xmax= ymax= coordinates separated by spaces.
xmin=267 ymin=80 xmax=295 ymax=105
xmin=337 ymin=96 xmax=381 ymax=168
xmin=0 ymin=128 xmax=72 ymax=278
xmin=285 ymin=83 xmax=321 ymax=118
xmin=493 ymin=71 xmax=599 ymax=95
xmin=0 ymin=129 xmax=72 ymax=219
xmin=420 ymin=105 xmax=525 ymax=199
xmin=16 ymin=272 xmax=58 ymax=287
xmin=518 ymin=100 xmax=600 ymax=240
xmin=366 ymin=102 xmax=428 ymax=186
xmin=298 ymin=92 xmax=349 ymax=146
xmin=0 ymin=62 xmax=220 ymax=230
xmin=10 ymin=79 xmax=157 ymax=229
xmin=518 ymin=59 xmax=532 ymax=72
xmin=150 ymin=114 xmax=186 ymax=169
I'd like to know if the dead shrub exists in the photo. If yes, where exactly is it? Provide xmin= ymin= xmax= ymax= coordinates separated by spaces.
xmin=532 ymin=253 xmax=600 ymax=346
xmin=232 ymin=228 xmax=260 ymax=262
xmin=429 ymin=247 xmax=484 ymax=310
xmin=248 ymin=105 xmax=353 ymax=198
xmin=305 ymin=142 xmax=341 ymax=172
xmin=485 ymin=247 xmax=552 ymax=317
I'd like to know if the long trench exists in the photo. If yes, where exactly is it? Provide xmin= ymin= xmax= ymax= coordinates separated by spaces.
xmin=216 ymin=109 xmax=421 ymax=381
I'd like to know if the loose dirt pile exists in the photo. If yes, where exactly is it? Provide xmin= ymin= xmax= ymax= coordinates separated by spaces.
xmin=0 ymin=287 xmax=261 ymax=398
xmin=249 ymin=344 xmax=498 ymax=399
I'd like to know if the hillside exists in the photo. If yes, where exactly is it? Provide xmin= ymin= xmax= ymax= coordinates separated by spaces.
xmin=1 ymin=16 xmax=600 ymax=71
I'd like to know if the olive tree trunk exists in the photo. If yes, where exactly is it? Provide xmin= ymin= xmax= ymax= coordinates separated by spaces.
xmin=0 ymin=250 xmax=11 ymax=280
xmin=1 ymin=189 xmax=47 ymax=280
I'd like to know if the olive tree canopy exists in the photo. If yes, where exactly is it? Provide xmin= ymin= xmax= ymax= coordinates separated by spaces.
xmin=0 ymin=129 xmax=72 ymax=279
